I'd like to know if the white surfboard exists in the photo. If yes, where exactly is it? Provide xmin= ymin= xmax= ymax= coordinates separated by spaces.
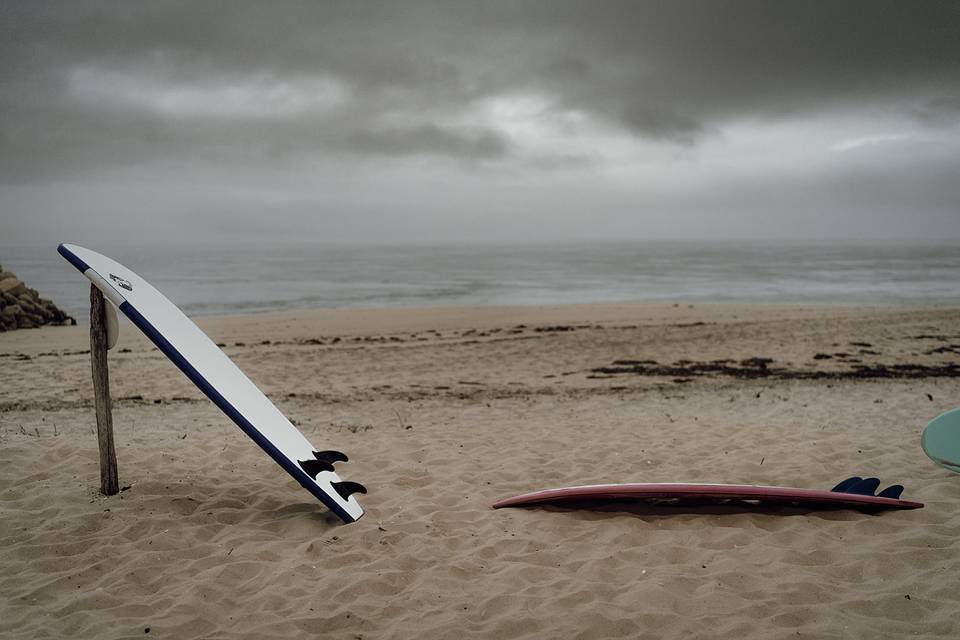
xmin=59 ymin=243 xmax=365 ymax=523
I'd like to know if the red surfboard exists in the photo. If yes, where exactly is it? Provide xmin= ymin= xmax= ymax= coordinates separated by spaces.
xmin=492 ymin=482 xmax=923 ymax=511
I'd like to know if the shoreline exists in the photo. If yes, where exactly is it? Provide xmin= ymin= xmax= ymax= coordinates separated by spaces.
xmin=4 ymin=300 xmax=959 ymax=353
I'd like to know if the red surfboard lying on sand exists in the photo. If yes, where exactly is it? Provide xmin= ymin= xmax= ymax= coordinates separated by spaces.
xmin=493 ymin=478 xmax=923 ymax=512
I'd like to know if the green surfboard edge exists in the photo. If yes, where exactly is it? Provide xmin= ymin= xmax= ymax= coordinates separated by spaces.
xmin=922 ymin=407 xmax=960 ymax=473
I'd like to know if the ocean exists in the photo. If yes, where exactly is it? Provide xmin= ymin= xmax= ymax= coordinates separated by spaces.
xmin=2 ymin=241 xmax=958 ymax=321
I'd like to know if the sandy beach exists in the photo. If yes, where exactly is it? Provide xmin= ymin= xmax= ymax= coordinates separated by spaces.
xmin=2 ymin=302 xmax=959 ymax=639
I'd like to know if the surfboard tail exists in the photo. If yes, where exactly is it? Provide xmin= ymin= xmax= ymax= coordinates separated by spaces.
xmin=298 ymin=450 xmax=350 ymax=478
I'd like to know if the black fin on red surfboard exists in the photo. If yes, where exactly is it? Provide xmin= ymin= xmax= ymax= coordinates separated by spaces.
xmin=847 ymin=477 xmax=881 ymax=496
xmin=831 ymin=477 xmax=863 ymax=493
xmin=332 ymin=481 xmax=367 ymax=500
xmin=877 ymin=484 xmax=904 ymax=499
xmin=832 ymin=477 xmax=907 ymax=499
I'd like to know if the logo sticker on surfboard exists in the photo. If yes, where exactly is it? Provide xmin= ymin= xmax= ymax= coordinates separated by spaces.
xmin=109 ymin=274 xmax=133 ymax=291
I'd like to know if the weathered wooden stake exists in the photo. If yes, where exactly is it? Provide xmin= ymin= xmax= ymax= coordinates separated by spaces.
xmin=90 ymin=284 xmax=119 ymax=495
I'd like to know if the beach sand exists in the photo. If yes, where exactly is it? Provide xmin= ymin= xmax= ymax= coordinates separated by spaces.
xmin=1 ymin=303 xmax=959 ymax=639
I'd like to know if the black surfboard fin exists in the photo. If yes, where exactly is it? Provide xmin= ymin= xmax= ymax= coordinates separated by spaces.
xmin=331 ymin=480 xmax=367 ymax=501
xmin=313 ymin=450 xmax=349 ymax=465
xmin=847 ymin=477 xmax=881 ymax=496
xmin=297 ymin=450 xmax=350 ymax=480
xmin=877 ymin=484 xmax=904 ymax=499
xmin=298 ymin=458 xmax=335 ymax=479
xmin=831 ymin=476 xmax=863 ymax=493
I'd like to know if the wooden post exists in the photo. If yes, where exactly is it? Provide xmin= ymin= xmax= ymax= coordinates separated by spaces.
xmin=90 ymin=284 xmax=119 ymax=495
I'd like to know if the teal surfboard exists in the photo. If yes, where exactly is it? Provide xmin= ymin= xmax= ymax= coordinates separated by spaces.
xmin=922 ymin=408 xmax=960 ymax=473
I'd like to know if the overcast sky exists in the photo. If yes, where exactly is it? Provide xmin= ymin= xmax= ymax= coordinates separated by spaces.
xmin=2 ymin=1 xmax=959 ymax=246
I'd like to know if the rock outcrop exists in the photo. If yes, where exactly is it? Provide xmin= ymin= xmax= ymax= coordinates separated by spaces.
xmin=0 ymin=265 xmax=76 ymax=331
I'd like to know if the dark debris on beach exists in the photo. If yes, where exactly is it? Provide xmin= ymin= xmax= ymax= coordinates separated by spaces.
xmin=592 ymin=358 xmax=960 ymax=380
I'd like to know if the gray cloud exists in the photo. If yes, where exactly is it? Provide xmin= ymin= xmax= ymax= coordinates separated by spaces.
xmin=340 ymin=125 xmax=509 ymax=159
xmin=1 ymin=1 xmax=958 ymax=243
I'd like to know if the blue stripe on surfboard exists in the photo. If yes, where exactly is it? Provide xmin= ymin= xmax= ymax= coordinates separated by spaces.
xmin=58 ymin=243 xmax=91 ymax=273
xmin=117 ymin=300 xmax=357 ymax=523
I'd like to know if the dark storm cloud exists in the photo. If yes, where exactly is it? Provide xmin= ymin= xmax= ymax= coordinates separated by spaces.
xmin=1 ymin=1 xmax=959 ymax=244
xmin=2 ymin=0 xmax=958 ymax=180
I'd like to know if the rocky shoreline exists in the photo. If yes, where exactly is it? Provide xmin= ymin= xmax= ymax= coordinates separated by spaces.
xmin=0 ymin=266 xmax=75 ymax=331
